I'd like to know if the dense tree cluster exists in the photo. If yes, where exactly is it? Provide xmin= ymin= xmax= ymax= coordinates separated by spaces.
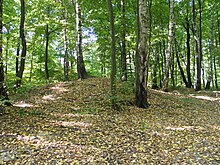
xmin=0 ymin=0 xmax=220 ymax=108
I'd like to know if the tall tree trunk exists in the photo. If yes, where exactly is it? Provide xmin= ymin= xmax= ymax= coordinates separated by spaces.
xmin=16 ymin=40 xmax=20 ymax=75
xmin=45 ymin=24 xmax=49 ymax=81
xmin=5 ymin=33 xmax=9 ymax=75
xmin=184 ymin=6 xmax=192 ymax=88
xmin=214 ymin=40 xmax=218 ymax=89
xmin=171 ymin=46 xmax=175 ymax=87
xmin=63 ymin=6 xmax=69 ymax=81
xmin=205 ymin=3 xmax=215 ymax=90
xmin=146 ymin=0 xmax=152 ymax=84
xmin=120 ymin=0 xmax=127 ymax=81
xmin=198 ymin=0 xmax=204 ymax=88
xmin=15 ymin=0 xmax=27 ymax=87
xmin=152 ymin=44 xmax=159 ymax=89
xmin=218 ymin=11 xmax=220 ymax=70
xmin=76 ymin=1 xmax=87 ymax=79
xmin=163 ymin=0 xmax=174 ymax=92
xmin=64 ymin=24 xmax=69 ymax=81
xmin=107 ymin=0 xmax=117 ymax=109
xmin=0 ymin=0 xmax=7 ymax=99
xmin=135 ymin=0 xmax=149 ymax=108
xmin=175 ymin=40 xmax=188 ymax=87
xmin=192 ymin=0 xmax=201 ymax=91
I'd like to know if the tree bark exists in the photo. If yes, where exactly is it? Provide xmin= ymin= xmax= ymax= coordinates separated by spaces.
xmin=120 ymin=0 xmax=127 ymax=81
xmin=135 ymin=0 xmax=149 ymax=108
xmin=163 ymin=0 xmax=174 ymax=92
xmin=192 ymin=0 xmax=201 ymax=91
xmin=183 ymin=6 xmax=192 ymax=88
xmin=107 ymin=0 xmax=117 ymax=109
xmin=0 ymin=0 xmax=7 ymax=98
xmin=152 ymin=44 xmax=159 ymax=89
xmin=76 ymin=0 xmax=87 ymax=79
xmin=205 ymin=3 xmax=215 ymax=90
xmin=45 ymin=24 xmax=49 ymax=81
xmin=175 ymin=40 xmax=188 ymax=87
xmin=15 ymin=0 xmax=27 ymax=87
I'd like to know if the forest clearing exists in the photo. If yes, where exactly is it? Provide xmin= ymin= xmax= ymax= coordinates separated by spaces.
xmin=0 ymin=78 xmax=220 ymax=164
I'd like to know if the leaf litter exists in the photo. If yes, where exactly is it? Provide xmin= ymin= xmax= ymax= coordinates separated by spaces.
xmin=0 ymin=78 xmax=220 ymax=164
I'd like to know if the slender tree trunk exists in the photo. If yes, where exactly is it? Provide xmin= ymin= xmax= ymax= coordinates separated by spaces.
xmin=0 ymin=0 xmax=7 ymax=99
xmin=175 ymin=40 xmax=188 ymax=87
xmin=63 ymin=8 xmax=69 ymax=81
xmin=198 ymin=0 xmax=204 ymax=88
xmin=135 ymin=0 xmax=149 ymax=108
xmin=192 ymin=0 xmax=201 ymax=91
xmin=171 ymin=46 xmax=175 ymax=87
xmin=16 ymin=40 xmax=20 ymax=75
xmin=45 ymin=24 xmax=49 ymax=81
xmin=152 ymin=44 xmax=159 ymax=89
xmin=218 ymin=11 xmax=220 ymax=70
xmin=214 ymin=40 xmax=218 ymax=89
xmin=120 ymin=0 xmax=127 ymax=81
xmin=76 ymin=1 xmax=87 ymax=79
xmin=15 ymin=0 xmax=27 ymax=87
xmin=29 ymin=53 xmax=33 ymax=82
xmin=5 ymin=34 xmax=9 ymax=75
xmin=184 ymin=6 xmax=192 ymax=88
xmin=163 ymin=0 xmax=174 ymax=92
xmin=205 ymin=3 xmax=215 ymax=90
xmin=146 ymin=0 xmax=152 ymax=84
xmin=107 ymin=0 xmax=117 ymax=109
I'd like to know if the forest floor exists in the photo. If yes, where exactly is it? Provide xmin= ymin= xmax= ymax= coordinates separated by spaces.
xmin=0 ymin=78 xmax=220 ymax=164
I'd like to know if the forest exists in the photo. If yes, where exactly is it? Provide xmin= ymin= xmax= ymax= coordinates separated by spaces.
xmin=0 ymin=0 xmax=220 ymax=164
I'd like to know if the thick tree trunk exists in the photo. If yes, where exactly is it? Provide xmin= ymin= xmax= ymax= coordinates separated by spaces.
xmin=107 ymin=0 xmax=117 ymax=109
xmin=192 ymin=0 xmax=201 ymax=91
xmin=163 ymin=0 xmax=174 ymax=92
xmin=120 ymin=0 xmax=127 ymax=81
xmin=45 ymin=24 xmax=49 ymax=81
xmin=135 ymin=0 xmax=149 ymax=108
xmin=15 ymin=0 xmax=27 ymax=87
xmin=76 ymin=1 xmax=87 ymax=79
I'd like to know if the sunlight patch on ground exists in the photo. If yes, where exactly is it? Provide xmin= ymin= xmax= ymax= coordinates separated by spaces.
xmin=165 ymin=126 xmax=201 ymax=131
xmin=191 ymin=95 xmax=220 ymax=101
xmin=50 ymin=120 xmax=92 ymax=128
xmin=50 ymin=85 xmax=69 ymax=93
xmin=42 ymin=95 xmax=56 ymax=101
xmin=53 ymin=113 xmax=93 ymax=118
xmin=13 ymin=102 xmax=37 ymax=108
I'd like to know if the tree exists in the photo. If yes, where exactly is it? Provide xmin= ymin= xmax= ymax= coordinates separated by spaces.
xmin=135 ymin=0 xmax=149 ymax=108
xmin=120 ymin=0 xmax=127 ymax=81
xmin=205 ymin=2 xmax=215 ymax=89
xmin=15 ymin=0 xmax=27 ymax=87
xmin=0 ymin=0 xmax=7 ymax=99
xmin=192 ymin=0 xmax=201 ymax=91
xmin=107 ymin=0 xmax=117 ymax=109
xmin=163 ymin=0 xmax=174 ymax=92
xmin=183 ymin=2 xmax=192 ymax=88
xmin=75 ymin=0 xmax=87 ymax=79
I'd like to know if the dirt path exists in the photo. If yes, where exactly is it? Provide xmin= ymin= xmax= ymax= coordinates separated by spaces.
xmin=0 ymin=78 xmax=220 ymax=164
